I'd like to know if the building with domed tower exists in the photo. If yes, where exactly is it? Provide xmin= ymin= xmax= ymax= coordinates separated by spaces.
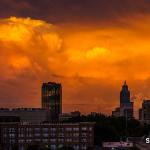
xmin=112 ymin=81 xmax=134 ymax=119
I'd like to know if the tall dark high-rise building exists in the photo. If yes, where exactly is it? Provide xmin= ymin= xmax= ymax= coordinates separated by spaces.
xmin=120 ymin=81 xmax=134 ymax=119
xmin=120 ymin=81 xmax=130 ymax=104
xmin=112 ymin=81 xmax=134 ymax=119
xmin=42 ymin=82 xmax=62 ymax=122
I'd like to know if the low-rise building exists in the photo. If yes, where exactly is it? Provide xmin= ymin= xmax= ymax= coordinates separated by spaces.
xmin=0 ymin=108 xmax=50 ymax=123
xmin=0 ymin=122 xmax=94 ymax=150
xmin=59 ymin=111 xmax=81 ymax=122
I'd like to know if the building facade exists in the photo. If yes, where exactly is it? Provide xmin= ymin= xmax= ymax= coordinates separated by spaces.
xmin=0 ymin=122 xmax=94 ymax=150
xmin=120 ymin=81 xmax=134 ymax=119
xmin=59 ymin=111 xmax=81 ymax=122
xmin=139 ymin=100 xmax=150 ymax=124
xmin=112 ymin=81 xmax=134 ymax=119
xmin=112 ymin=107 xmax=120 ymax=118
xmin=42 ymin=82 xmax=62 ymax=122
xmin=0 ymin=108 xmax=50 ymax=123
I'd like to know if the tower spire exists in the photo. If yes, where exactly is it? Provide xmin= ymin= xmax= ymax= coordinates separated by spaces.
xmin=124 ymin=80 xmax=126 ymax=85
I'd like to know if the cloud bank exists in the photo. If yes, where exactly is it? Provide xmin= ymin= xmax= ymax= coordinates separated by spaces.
xmin=1 ymin=14 xmax=150 ymax=116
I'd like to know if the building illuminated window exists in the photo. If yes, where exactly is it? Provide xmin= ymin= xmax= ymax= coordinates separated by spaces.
xmin=50 ymin=145 xmax=56 ymax=149
xmin=73 ymin=133 xmax=79 ymax=137
xmin=43 ymin=133 xmax=49 ymax=137
xmin=58 ymin=138 xmax=64 ymax=142
xmin=42 ymin=128 xmax=49 ymax=132
xmin=50 ymin=128 xmax=56 ymax=131
xmin=35 ymin=133 xmax=40 ymax=137
xmin=66 ymin=138 xmax=72 ymax=142
xmin=81 ymin=127 xmax=87 ymax=131
xmin=42 ymin=139 xmax=48 ymax=142
xmin=50 ymin=138 xmax=56 ymax=142
xmin=73 ymin=127 xmax=79 ymax=131
xmin=89 ymin=127 xmax=92 ymax=131
xmin=34 ymin=128 xmax=40 ymax=132
xmin=66 ymin=127 xmax=72 ymax=131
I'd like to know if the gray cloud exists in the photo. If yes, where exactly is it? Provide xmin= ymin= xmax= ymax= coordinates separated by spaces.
xmin=0 ymin=0 xmax=150 ymax=24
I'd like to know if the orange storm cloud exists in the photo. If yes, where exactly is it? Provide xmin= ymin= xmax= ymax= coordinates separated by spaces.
xmin=1 ymin=16 xmax=150 ymax=117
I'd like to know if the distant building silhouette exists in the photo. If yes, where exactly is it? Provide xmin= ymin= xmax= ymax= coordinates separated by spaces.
xmin=42 ymin=82 xmax=62 ymax=122
xmin=0 ymin=108 xmax=50 ymax=123
xmin=112 ymin=81 xmax=134 ymax=119
xmin=120 ymin=81 xmax=130 ymax=104
xmin=139 ymin=100 xmax=150 ymax=124
xmin=59 ymin=111 xmax=81 ymax=122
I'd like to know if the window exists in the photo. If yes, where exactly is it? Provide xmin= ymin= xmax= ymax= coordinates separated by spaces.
xmin=26 ymin=128 xmax=32 ymax=132
xmin=35 ymin=133 xmax=41 ymax=137
xmin=50 ymin=144 xmax=56 ymax=149
xmin=50 ymin=133 xmax=56 ymax=137
xmin=73 ymin=145 xmax=79 ymax=150
xmin=50 ymin=138 xmax=56 ymax=142
xmin=73 ymin=138 xmax=79 ymax=142
xmin=42 ymin=128 xmax=49 ymax=132
xmin=59 ymin=128 xmax=64 ymax=132
xmin=73 ymin=127 xmax=79 ymax=131
xmin=58 ymin=133 xmax=64 ymax=137
xmin=19 ymin=128 xmax=24 ymax=132
xmin=89 ymin=127 xmax=93 ymax=131
xmin=43 ymin=133 xmax=49 ymax=137
xmin=58 ymin=138 xmax=64 ymax=142
xmin=66 ymin=127 xmax=72 ymax=131
xmin=43 ymin=139 xmax=48 ymax=142
xmin=50 ymin=128 xmax=56 ymax=131
xmin=18 ymin=134 xmax=24 ymax=138
xmin=81 ymin=133 xmax=87 ymax=137
xmin=81 ymin=145 xmax=87 ymax=150
xmin=9 ymin=133 xmax=15 ymax=138
xmin=81 ymin=127 xmax=87 ymax=131
xmin=10 ymin=139 xmax=16 ymax=143
xmin=9 ymin=128 xmax=15 ymax=133
xmin=18 ymin=140 xmax=24 ymax=143
xmin=26 ymin=139 xmax=32 ymax=143
xmin=73 ymin=133 xmax=79 ymax=137
xmin=34 ymin=139 xmax=41 ymax=142
xmin=34 ymin=128 xmax=40 ymax=132
xmin=66 ymin=138 xmax=72 ymax=142
xmin=81 ymin=138 xmax=87 ymax=142
xmin=27 ymin=134 xmax=32 ymax=137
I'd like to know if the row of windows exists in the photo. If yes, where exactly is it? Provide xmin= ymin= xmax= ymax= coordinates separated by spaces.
xmin=9 ymin=139 xmax=87 ymax=144
xmin=6 ymin=142 xmax=89 ymax=150
xmin=17 ymin=127 xmax=92 ymax=131
xmin=5 ymin=133 xmax=92 ymax=138
xmin=9 ymin=138 xmax=89 ymax=143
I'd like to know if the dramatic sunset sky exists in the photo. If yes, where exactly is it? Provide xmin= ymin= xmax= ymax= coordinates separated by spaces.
xmin=1 ymin=0 xmax=150 ymax=116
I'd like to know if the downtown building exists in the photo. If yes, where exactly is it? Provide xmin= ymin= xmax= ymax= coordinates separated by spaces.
xmin=59 ymin=111 xmax=81 ymax=122
xmin=112 ymin=81 xmax=134 ymax=119
xmin=42 ymin=82 xmax=62 ymax=122
xmin=139 ymin=100 xmax=150 ymax=124
xmin=0 ymin=108 xmax=50 ymax=123
xmin=0 ymin=122 xmax=94 ymax=150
